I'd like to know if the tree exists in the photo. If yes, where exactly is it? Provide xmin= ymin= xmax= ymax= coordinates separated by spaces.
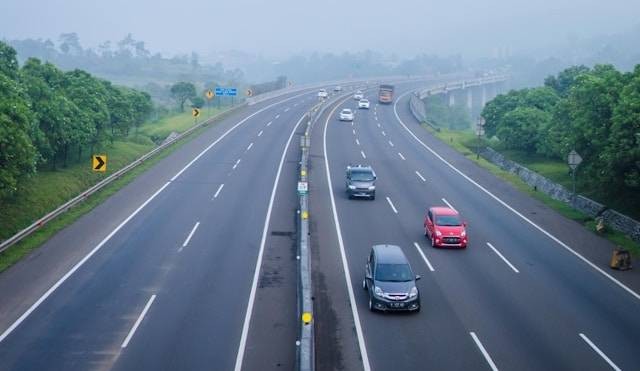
xmin=0 ymin=42 xmax=20 ymax=79
xmin=496 ymin=107 xmax=550 ymax=153
xmin=0 ymin=74 xmax=37 ymax=198
xmin=170 ymin=82 xmax=196 ymax=112
xmin=544 ymin=65 xmax=590 ymax=97
xmin=191 ymin=96 xmax=205 ymax=109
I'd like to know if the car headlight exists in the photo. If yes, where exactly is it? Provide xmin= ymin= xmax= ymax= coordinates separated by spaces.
xmin=374 ymin=286 xmax=384 ymax=297
xmin=348 ymin=185 xmax=356 ymax=190
xmin=368 ymin=186 xmax=375 ymax=190
xmin=461 ymin=230 xmax=466 ymax=237
xmin=435 ymin=230 xmax=442 ymax=237
xmin=409 ymin=287 xmax=418 ymax=298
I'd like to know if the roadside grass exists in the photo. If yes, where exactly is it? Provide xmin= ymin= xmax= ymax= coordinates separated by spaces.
xmin=422 ymin=124 xmax=640 ymax=256
xmin=138 ymin=108 xmax=222 ymax=140
xmin=0 ymin=107 xmax=228 ymax=273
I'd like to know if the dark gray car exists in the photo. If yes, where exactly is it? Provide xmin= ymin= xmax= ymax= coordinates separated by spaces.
xmin=346 ymin=165 xmax=376 ymax=200
xmin=363 ymin=244 xmax=421 ymax=312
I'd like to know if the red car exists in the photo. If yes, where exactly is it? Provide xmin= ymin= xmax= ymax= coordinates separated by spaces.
xmin=424 ymin=207 xmax=468 ymax=248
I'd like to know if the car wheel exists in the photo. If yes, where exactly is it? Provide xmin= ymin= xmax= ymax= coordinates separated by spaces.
xmin=368 ymin=297 xmax=375 ymax=312
xmin=362 ymin=279 xmax=367 ymax=290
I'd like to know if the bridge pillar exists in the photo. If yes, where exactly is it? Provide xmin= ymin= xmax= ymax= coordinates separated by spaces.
xmin=448 ymin=92 xmax=455 ymax=107
xmin=467 ymin=88 xmax=473 ymax=110
xmin=481 ymin=85 xmax=487 ymax=108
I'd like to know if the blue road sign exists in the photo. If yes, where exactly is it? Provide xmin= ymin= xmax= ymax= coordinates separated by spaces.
xmin=215 ymin=87 xmax=237 ymax=96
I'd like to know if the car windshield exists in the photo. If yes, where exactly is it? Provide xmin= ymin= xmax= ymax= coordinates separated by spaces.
xmin=350 ymin=170 xmax=374 ymax=181
xmin=360 ymin=99 xmax=368 ymax=103
xmin=375 ymin=263 xmax=413 ymax=282
xmin=435 ymin=215 xmax=462 ymax=226
xmin=341 ymin=110 xmax=351 ymax=114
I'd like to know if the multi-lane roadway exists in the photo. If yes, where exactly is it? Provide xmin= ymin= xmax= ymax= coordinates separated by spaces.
xmin=0 ymin=78 xmax=639 ymax=371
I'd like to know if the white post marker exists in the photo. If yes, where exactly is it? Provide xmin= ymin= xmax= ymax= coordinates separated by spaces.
xmin=579 ymin=333 xmax=621 ymax=371
xmin=386 ymin=197 xmax=398 ymax=214
xmin=413 ymin=242 xmax=435 ymax=271
xmin=415 ymin=171 xmax=426 ymax=182
xmin=486 ymin=243 xmax=519 ymax=273
xmin=470 ymin=332 xmax=499 ymax=371
xmin=121 ymin=295 xmax=157 ymax=348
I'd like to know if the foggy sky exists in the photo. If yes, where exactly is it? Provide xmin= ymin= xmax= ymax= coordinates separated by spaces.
xmin=2 ymin=0 xmax=640 ymax=58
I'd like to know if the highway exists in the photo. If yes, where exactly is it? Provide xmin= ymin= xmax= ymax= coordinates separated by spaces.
xmin=1 ymin=77 xmax=639 ymax=371
xmin=309 ymin=83 xmax=640 ymax=370
xmin=0 ymin=86 xmax=358 ymax=370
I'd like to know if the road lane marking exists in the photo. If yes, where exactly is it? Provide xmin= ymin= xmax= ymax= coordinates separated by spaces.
xmin=356 ymin=138 xmax=360 ymax=146
xmin=470 ymin=332 xmax=498 ymax=371
xmin=415 ymin=171 xmax=426 ymax=182
xmin=275 ymin=114 xmax=280 ymax=119
xmin=233 ymin=159 xmax=241 ymax=170
xmin=579 ymin=333 xmax=621 ymax=371
xmin=323 ymin=96 xmax=371 ymax=371
xmin=360 ymin=150 xmax=367 ymax=159
xmin=486 ymin=243 xmax=519 ymax=273
xmin=351 ymin=121 xmax=354 ymax=126
xmin=386 ymin=197 xmax=398 ymax=214
xmin=392 ymin=91 xmax=640 ymax=301
xmin=374 ymin=116 xmax=378 ymax=121
xmin=246 ymin=142 xmax=254 ymax=151
xmin=267 ymin=121 xmax=272 ymax=127
xmin=352 ymin=129 xmax=356 ymax=135
xmin=121 ymin=295 xmax=156 ymax=348
xmin=377 ymin=123 xmax=381 ymax=128
xmin=258 ymin=130 xmax=263 ymax=137
xmin=284 ymin=107 xmax=290 ymax=112
xmin=213 ymin=184 xmax=224 ymax=199
xmin=381 ymin=131 xmax=386 ymax=136
xmin=234 ymin=112 xmax=309 ymax=371
xmin=181 ymin=222 xmax=200 ymax=249
xmin=413 ymin=242 xmax=435 ymax=271
xmin=388 ymin=140 xmax=394 ymax=147
xmin=398 ymin=152 xmax=406 ymax=161
xmin=442 ymin=198 xmax=456 ymax=211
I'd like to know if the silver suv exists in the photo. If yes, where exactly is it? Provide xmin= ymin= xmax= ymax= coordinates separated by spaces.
xmin=346 ymin=165 xmax=376 ymax=200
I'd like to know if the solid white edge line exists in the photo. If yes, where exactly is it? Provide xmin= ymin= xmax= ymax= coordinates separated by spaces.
xmin=413 ymin=242 xmax=435 ymax=272
xmin=233 ymin=112 xmax=308 ymax=371
xmin=323 ymin=96 xmax=372 ymax=371
xmin=415 ymin=171 xmax=426 ymax=182
xmin=182 ymin=222 xmax=200 ymax=247
xmin=398 ymin=152 xmax=406 ymax=161
xmin=246 ymin=142 xmax=253 ymax=151
xmin=0 ymin=89 xmax=316 ymax=344
xmin=386 ymin=197 xmax=398 ymax=214
xmin=579 ymin=333 xmax=622 ymax=371
xmin=121 ymin=294 xmax=157 ymax=348
xmin=213 ymin=184 xmax=225 ymax=199
xmin=441 ymin=198 xmax=456 ymax=211
xmin=470 ymin=332 xmax=499 ymax=371
xmin=392 ymin=90 xmax=640 ymax=301
xmin=361 ymin=150 xmax=367 ymax=159
xmin=486 ymin=242 xmax=520 ymax=273
xmin=0 ymin=181 xmax=170 ymax=343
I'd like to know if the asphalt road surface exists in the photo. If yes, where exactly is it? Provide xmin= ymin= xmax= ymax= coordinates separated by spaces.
xmin=309 ymin=83 xmax=640 ymax=371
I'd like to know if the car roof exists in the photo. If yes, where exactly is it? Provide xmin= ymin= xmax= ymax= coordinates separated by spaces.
xmin=372 ymin=244 xmax=408 ymax=264
xmin=430 ymin=206 xmax=458 ymax=216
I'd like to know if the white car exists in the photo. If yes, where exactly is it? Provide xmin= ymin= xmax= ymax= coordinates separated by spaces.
xmin=339 ymin=108 xmax=354 ymax=121
xmin=318 ymin=89 xmax=328 ymax=98
xmin=334 ymin=85 xmax=343 ymax=92
xmin=354 ymin=91 xmax=364 ymax=100
xmin=358 ymin=99 xmax=370 ymax=109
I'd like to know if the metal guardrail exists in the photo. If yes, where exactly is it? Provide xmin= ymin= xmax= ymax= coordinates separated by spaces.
xmin=416 ymin=74 xmax=509 ymax=100
xmin=0 ymin=104 xmax=248 ymax=254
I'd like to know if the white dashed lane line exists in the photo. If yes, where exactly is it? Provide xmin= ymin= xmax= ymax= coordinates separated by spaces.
xmin=233 ymin=159 xmax=241 ymax=170
xmin=388 ymin=141 xmax=394 ymax=147
xmin=213 ymin=184 xmax=224 ymax=200
xmin=258 ymin=130 xmax=263 ymax=137
xmin=381 ymin=131 xmax=386 ymax=136
xmin=386 ymin=197 xmax=398 ymax=214
xmin=284 ymin=107 xmax=290 ymax=112
xmin=579 ymin=333 xmax=621 ymax=371
xmin=413 ymin=242 xmax=435 ymax=272
xmin=356 ymin=139 xmax=360 ymax=146
xmin=181 ymin=221 xmax=200 ymax=248
xmin=442 ymin=198 xmax=456 ymax=211
xmin=415 ymin=171 xmax=426 ymax=182
xmin=246 ymin=142 xmax=254 ymax=151
xmin=275 ymin=114 xmax=280 ymax=119
xmin=360 ymin=150 xmax=367 ymax=159
xmin=486 ymin=242 xmax=520 ymax=273
xmin=398 ymin=152 xmax=406 ymax=161
xmin=121 ymin=294 xmax=156 ymax=348
xmin=266 ymin=121 xmax=272 ymax=127
xmin=470 ymin=332 xmax=498 ymax=371
xmin=352 ymin=129 xmax=356 ymax=135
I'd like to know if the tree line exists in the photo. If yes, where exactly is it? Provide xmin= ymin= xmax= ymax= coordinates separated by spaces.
xmin=481 ymin=64 xmax=640 ymax=201
xmin=0 ymin=41 xmax=153 ymax=199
